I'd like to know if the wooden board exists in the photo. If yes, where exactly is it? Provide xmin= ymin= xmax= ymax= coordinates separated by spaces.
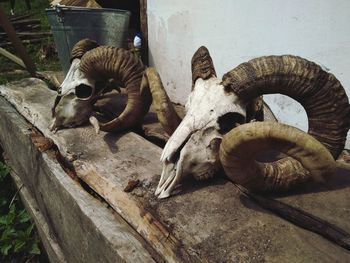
xmin=1 ymin=78 xmax=350 ymax=262
xmin=0 ymin=95 xmax=157 ymax=263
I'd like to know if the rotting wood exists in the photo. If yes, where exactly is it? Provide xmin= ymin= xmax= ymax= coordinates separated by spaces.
xmin=0 ymin=38 xmax=43 ymax=48
xmin=4 ymin=18 xmax=40 ymax=27
xmin=8 ymin=13 xmax=33 ymax=22
xmin=0 ymin=32 xmax=52 ymax=42
xmin=10 ymin=170 xmax=68 ymax=263
xmin=74 ymin=161 xmax=193 ymax=262
xmin=1 ymin=78 xmax=350 ymax=262
xmin=0 ymin=95 xmax=158 ymax=263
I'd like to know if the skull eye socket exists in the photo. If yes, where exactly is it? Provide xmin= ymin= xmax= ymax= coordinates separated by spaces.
xmin=217 ymin=112 xmax=246 ymax=135
xmin=75 ymin=84 xmax=93 ymax=99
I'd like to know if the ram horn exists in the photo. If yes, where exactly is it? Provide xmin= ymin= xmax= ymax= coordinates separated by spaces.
xmin=141 ymin=68 xmax=182 ymax=135
xmin=220 ymin=122 xmax=336 ymax=191
xmin=51 ymin=38 xmax=99 ymax=117
xmin=79 ymin=46 xmax=152 ymax=132
xmin=191 ymin=46 xmax=217 ymax=87
xmin=222 ymin=55 xmax=350 ymax=158
xmin=192 ymin=46 xmax=263 ymax=121
xmin=70 ymin=38 xmax=99 ymax=61
xmin=160 ymin=46 xmax=218 ymax=162
xmin=220 ymin=55 xmax=350 ymax=191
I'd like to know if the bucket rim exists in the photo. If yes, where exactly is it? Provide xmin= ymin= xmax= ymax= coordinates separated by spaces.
xmin=46 ymin=6 xmax=131 ymax=14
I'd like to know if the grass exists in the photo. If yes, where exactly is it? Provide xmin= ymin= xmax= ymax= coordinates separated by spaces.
xmin=0 ymin=0 xmax=61 ymax=84
xmin=0 ymin=161 xmax=47 ymax=263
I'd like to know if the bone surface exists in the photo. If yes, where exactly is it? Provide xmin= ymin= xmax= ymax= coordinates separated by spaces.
xmin=52 ymin=38 xmax=152 ymax=133
xmin=156 ymin=76 xmax=246 ymax=198
xmin=156 ymin=48 xmax=350 ymax=198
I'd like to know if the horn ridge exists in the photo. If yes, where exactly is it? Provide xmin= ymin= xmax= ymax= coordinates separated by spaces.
xmin=70 ymin=38 xmax=99 ymax=62
xmin=79 ymin=46 xmax=151 ymax=132
xmin=191 ymin=46 xmax=217 ymax=86
xmin=143 ymin=68 xmax=182 ymax=135
xmin=222 ymin=55 xmax=350 ymax=158
xmin=219 ymin=122 xmax=336 ymax=192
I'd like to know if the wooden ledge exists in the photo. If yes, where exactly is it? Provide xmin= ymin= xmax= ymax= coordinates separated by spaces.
xmin=0 ymin=78 xmax=350 ymax=262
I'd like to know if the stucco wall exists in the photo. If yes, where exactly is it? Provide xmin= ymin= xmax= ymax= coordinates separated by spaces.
xmin=147 ymin=0 xmax=350 ymax=149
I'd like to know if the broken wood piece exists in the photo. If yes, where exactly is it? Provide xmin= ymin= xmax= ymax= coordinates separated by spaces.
xmin=6 ymin=18 xmax=40 ymax=27
xmin=0 ymin=39 xmax=43 ymax=48
xmin=0 ymin=47 xmax=26 ymax=68
xmin=124 ymin=179 xmax=140 ymax=193
xmin=0 ymin=100 xmax=156 ymax=262
xmin=30 ymin=129 xmax=54 ymax=152
xmin=0 ymin=31 xmax=52 ymax=40
xmin=9 ymin=13 xmax=33 ymax=22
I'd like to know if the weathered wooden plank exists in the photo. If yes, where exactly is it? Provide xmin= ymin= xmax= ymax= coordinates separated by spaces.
xmin=275 ymin=164 xmax=350 ymax=234
xmin=1 ymin=78 xmax=350 ymax=262
xmin=0 ymin=95 xmax=157 ymax=263
xmin=10 ymin=171 xmax=68 ymax=263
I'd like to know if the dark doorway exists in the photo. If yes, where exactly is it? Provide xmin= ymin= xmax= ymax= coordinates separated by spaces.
xmin=96 ymin=0 xmax=148 ymax=64
xmin=96 ymin=0 xmax=140 ymax=32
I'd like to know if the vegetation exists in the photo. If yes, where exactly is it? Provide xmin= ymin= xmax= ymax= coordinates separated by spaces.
xmin=0 ymin=1 xmax=60 ymax=261
xmin=0 ymin=0 xmax=60 ymax=84
xmin=0 ymin=162 xmax=45 ymax=262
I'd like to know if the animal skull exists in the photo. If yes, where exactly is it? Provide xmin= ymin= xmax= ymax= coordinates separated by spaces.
xmin=155 ymin=47 xmax=350 ymax=198
xmin=156 ymin=77 xmax=247 ymax=198
xmin=50 ymin=58 xmax=96 ymax=132
xmin=50 ymin=38 xmax=152 ymax=133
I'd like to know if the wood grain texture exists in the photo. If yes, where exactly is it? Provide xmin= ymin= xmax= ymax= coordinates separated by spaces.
xmin=0 ymin=94 xmax=156 ymax=263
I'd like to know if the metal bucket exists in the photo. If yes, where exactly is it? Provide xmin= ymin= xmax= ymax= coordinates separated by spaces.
xmin=46 ymin=6 xmax=130 ymax=73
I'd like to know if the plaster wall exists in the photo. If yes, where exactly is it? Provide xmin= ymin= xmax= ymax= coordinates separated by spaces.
xmin=147 ymin=0 xmax=350 ymax=149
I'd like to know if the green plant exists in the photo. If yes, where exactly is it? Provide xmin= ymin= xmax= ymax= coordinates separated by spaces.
xmin=0 ymin=0 xmax=61 ymax=85
xmin=0 ymin=162 xmax=41 ymax=262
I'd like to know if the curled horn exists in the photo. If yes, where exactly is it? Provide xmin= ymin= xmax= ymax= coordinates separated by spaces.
xmin=142 ymin=68 xmax=182 ymax=135
xmin=220 ymin=122 xmax=335 ymax=191
xmin=222 ymin=55 xmax=350 ymax=158
xmin=220 ymin=55 xmax=350 ymax=191
xmin=140 ymin=47 xmax=217 ymax=136
xmin=191 ymin=46 xmax=263 ymax=121
xmin=191 ymin=46 xmax=217 ymax=87
xmin=79 ymin=46 xmax=152 ymax=132
xmin=70 ymin=38 xmax=99 ymax=61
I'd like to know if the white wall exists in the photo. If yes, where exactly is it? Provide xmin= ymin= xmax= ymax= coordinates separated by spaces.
xmin=148 ymin=0 xmax=350 ymax=149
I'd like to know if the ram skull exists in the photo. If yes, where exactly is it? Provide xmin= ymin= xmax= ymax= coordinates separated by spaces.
xmin=155 ymin=47 xmax=350 ymax=198
xmin=51 ymin=38 xmax=152 ymax=133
